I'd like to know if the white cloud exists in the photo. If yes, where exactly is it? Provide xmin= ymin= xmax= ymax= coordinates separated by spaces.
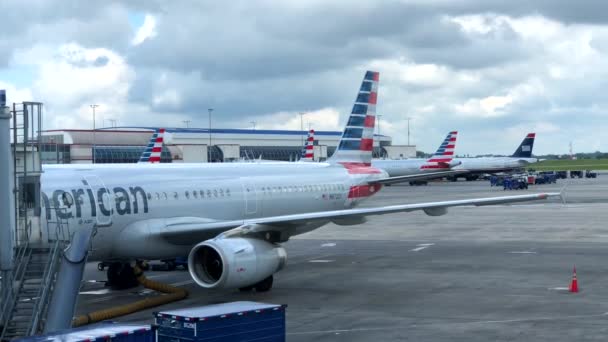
xmin=132 ymin=15 xmax=157 ymax=46
xmin=0 ymin=81 xmax=33 ymax=104
xmin=254 ymin=108 xmax=342 ymax=131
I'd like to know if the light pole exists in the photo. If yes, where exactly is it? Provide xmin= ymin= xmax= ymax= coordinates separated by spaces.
xmin=377 ymin=114 xmax=383 ymax=135
xmin=104 ymin=118 xmax=117 ymax=128
xmin=182 ymin=120 xmax=191 ymax=128
xmin=299 ymin=112 xmax=306 ymax=146
xmin=250 ymin=121 xmax=256 ymax=130
xmin=406 ymin=117 xmax=411 ymax=145
xmin=208 ymin=108 xmax=213 ymax=147
xmin=90 ymin=104 xmax=99 ymax=164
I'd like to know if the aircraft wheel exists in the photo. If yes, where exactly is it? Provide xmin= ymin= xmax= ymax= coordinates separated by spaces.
xmin=254 ymin=275 xmax=274 ymax=292
xmin=97 ymin=262 xmax=106 ymax=271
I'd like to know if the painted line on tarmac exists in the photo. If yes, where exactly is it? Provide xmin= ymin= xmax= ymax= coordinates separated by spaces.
xmin=171 ymin=279 xmax=194 ymax=287
xmin=86 ymin=296 xmax=116 ymax=304
xmin=79 ymin=289 xmax=113 ymax=295
xmin=508 ymin=251 xmax=537 ymax=254
xmin=321 ymin=243 xmax=337 ymax=247
xmin=548 ymin=287 xmax=570 ymax=291
xmin=410 ymin=243 xmax=434 ymax=252
xmin=309 ymin=259 xmax=334 ymax=263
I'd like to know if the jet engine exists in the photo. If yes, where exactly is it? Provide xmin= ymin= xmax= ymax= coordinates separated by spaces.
xmin=188 ymin=237 xmax=287 ymax=289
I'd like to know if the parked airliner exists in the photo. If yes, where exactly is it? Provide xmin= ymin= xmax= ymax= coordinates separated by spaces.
xmin=41 ymin=71 xmax=558 ymax=292
xmin=450 ymin=133 xmax=539 ymax=180
xmin=372 ymin=131 xmax=461 ymax=177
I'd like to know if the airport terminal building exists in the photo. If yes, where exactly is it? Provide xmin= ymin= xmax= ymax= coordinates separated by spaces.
xmin=41 ymin=127 xmax=413 ymax=164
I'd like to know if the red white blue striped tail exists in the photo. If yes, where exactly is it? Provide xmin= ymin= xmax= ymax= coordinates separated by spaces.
xmin=299 ymin=129 xmax=315 ymax=162
xmin=138 ymin=128 xmax=165 ymax=163
xmin=421 ymin=131 xmax=458 ymax=170
xmin=328 ymin=71 xmax=379 ymax=167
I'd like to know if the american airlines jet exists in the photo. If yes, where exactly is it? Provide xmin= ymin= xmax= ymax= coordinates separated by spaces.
xmin=372 ymin=131 xmax=461 ymax=177
xmin=138 ymin=128 xmax=165 ymax=163
xmin=41 ymin=71 xmax=558 ymax=292
xmin=299 ymin=129 xmax=315 ymax=162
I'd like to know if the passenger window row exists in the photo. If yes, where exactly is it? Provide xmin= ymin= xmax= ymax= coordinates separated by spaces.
xmin=144 ymin=183 xmax=346 ymax=201
xmin=259 ymin=183 xmax=345 ymax=195
xmin=147 ymin=188 xmax=231 ymax=201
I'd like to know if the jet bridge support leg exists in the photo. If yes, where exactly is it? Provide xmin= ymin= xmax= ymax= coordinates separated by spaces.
xmin=44 ymin=226 xmax=95 ymax=333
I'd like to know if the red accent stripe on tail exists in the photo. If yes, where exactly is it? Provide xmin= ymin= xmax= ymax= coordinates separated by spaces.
xmin=368 ymin=92 xmax=377 ymax=105
xmin=364 ymin=115 xmax=375 ymax=128
xmin=360 ymin=138 xmax=373 ymax=151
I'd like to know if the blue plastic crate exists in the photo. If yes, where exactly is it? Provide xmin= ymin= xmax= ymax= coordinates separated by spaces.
xmin=13 ymin=322 xmax=154 ymax=342
xmin=155 ymin=301 xmax=286 ymax=342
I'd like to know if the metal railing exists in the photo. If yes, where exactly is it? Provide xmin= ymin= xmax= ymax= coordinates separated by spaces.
xmin=27 ymin=239 xmax=62 ymax=335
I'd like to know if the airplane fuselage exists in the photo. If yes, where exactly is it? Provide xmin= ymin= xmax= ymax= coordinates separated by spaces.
xmin=371 ymin=159 xmax=443 ymax=177
xmin=452 ymin=157 xmax=539 ymax=172
xmin=40 ymin=163 xmax=387 ymax=261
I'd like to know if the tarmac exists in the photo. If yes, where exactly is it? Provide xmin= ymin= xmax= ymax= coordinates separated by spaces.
xmin=77 ymin=177 xmax=608 ymax=341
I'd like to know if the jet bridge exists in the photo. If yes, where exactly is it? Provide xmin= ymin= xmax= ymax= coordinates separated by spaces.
xmin=0 ymin=96 xmax=88 ymax=339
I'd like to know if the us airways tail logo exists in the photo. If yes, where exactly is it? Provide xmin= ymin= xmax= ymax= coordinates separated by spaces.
xmin=41 ymin=186 xmax=149 ymax=220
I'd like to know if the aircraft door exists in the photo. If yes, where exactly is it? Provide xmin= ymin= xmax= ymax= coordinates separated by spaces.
xmin=241 ymin=178 xmax=258 ymax=216
xmin=83 ymin=175 xmax=113 ymax=227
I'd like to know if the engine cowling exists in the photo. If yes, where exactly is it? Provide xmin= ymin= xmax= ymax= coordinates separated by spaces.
xmin=188 ymin=238 xmax=287 ymax=289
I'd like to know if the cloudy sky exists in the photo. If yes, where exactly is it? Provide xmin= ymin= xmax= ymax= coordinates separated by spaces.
xmin=1 ymin=0 xmax=607 ymax=155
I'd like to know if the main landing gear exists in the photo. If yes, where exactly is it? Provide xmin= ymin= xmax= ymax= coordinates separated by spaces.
xmin=106 ymin=262 xmax=140 ymax=289
xmin=239 ymin=275 xmax=274 ymax=293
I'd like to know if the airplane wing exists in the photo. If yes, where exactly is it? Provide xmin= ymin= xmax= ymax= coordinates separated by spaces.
xmin=373 ymin=170 xmax=468 ymax=185
xmin=159 ymin=192 xmax=560 ymax=244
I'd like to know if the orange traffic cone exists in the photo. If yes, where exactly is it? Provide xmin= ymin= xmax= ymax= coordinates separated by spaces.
xmin=569 ymin=266 xmax=579 ymax=293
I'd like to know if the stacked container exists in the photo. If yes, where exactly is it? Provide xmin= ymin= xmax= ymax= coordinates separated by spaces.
xmin=154 ymin=302 xmax=286 ymax=342
xmin=13 ymin=322 xmax=155 ymax=342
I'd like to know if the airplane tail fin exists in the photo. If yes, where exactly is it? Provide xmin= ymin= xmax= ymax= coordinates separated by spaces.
xmin=512 ymin=133 xmax=535 ymax=158
xmin=328 ymin=70 xmax=379 ymax=167
xmin=299 ymin=129 xmax=315 ymax=162
xmin=138 ymin=128 xmax=165 ymax=163
xmin=421 ymin=131 xmax=458 ymax=170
